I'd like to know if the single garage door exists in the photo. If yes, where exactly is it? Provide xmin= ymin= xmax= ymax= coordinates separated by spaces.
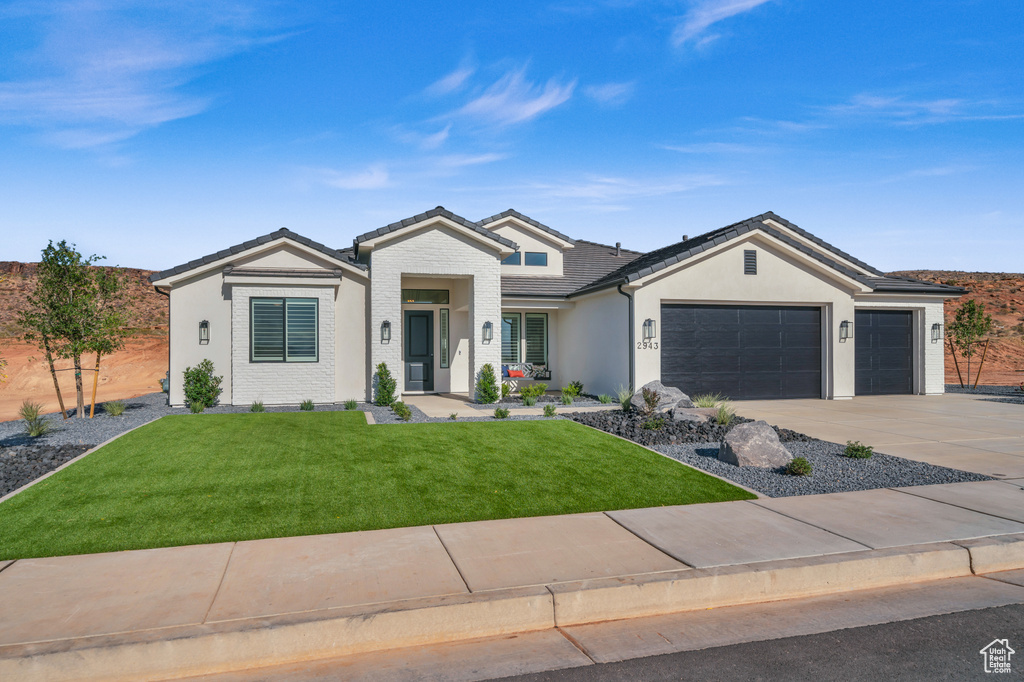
xmin=661 ymin=304 xmax=822 ymax=400
xmin=855 ymin=310 xmax=913 ymax=395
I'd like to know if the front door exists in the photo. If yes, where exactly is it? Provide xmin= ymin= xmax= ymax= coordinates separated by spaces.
xmin=404 ymin=310 xmax=434 ymax=392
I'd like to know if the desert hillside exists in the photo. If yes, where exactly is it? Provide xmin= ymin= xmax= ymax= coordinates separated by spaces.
xmin=0 ymin=262 xmax=169 ymax=422
xmin=890 ymin=270 xmax=1024 ymax=387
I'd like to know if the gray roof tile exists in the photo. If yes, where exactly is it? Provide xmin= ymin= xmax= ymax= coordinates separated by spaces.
xmin=354 ymin=206 xmax=517 ymax=250
xmin=477 ymin=208 xmax=576 ymax=245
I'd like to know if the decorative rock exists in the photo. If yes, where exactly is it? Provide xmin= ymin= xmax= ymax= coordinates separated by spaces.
xmin=718 ymin=420 xmax=793 ymax=468
xmin=629 ymin=380 xmax=693 ymax=413
xmin=671 ymin=407 xmax=708 ymax=423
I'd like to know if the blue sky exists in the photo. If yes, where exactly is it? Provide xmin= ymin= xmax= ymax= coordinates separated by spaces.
xmin=1 ymin=1 xmax=1021 ymax=272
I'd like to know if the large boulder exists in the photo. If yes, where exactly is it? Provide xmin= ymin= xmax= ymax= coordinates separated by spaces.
xmin=670 ymin=407 xmax=708 ymax=423
xmin=718 ymin=421 xmax=792 ymax=468
xmin=629 ymin=380 xmax=694 ymax=413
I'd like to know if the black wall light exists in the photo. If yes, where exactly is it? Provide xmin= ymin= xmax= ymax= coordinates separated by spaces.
xmin=931 ymin=323 xmax=944 ymax=343
xmin=642 ymin=318 xmax=657 ymax=341
xmin=199 ymin=320 xmax=210 ymax=345
xmin=839 ymin=320 xmax=852 ymax=341
xmin=482 ymin=321 xmax=493 ymax=342
xmin=381 ymin=320 xmax=391 ymax=344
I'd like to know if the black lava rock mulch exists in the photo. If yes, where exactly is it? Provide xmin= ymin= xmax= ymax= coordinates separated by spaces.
xmin=567 ymin=410 xmax=815 ymax=447
xmin=1 ymin=444 xmax=92 ymax=497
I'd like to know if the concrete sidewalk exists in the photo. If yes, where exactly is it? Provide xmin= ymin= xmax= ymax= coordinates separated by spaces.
xmin=3 ymin=478 xmax=1024 ymax=680
xmin=405 ymin=393 xmax=618 ymax=418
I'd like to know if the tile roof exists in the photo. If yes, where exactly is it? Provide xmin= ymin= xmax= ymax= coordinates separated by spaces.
xmin=353 ymin=206 xmax=517 ymax=249
xmin=477 ymin=208 xmax=576 ymax=245
xmin=501 ymin=240 xmax=643 ymax=297
xmin=149 ymin=228 xmax=365 ymax=284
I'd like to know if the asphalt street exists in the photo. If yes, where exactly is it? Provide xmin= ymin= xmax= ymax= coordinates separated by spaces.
xmin=502 ymin=605 xmax=1024 ymax=681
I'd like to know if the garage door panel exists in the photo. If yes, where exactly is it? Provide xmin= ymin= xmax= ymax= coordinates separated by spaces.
xmin=661 ymin=304 xmax=821 ymax=400
xmin=855 ymin=310 xmax=913 ymax=395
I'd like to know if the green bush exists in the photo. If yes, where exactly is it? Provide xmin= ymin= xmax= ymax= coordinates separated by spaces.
xmin=519 ymin=383 xmax=548 ymax=400
xmin=344 ymin=399 xmax=358 ymax=410
xmin=449 ymin=412 xmax=458 ymax=420
xmin=786 ymin=457 xmax=812 ymax=476
xmin=616 ymin=384 xmax=633 ymax=412
xmin=392 ymin=401 xmax=412 ymax=421
xmin=183 ymin=359 xmax=223 ymax=412
xmin=844 ymin=441 xmax=874 ymax=459
xmin=523 ymin=396 xmax=537 ymax=406
xmin=249 ymin=401 xmax=265 ymax=413
xmin=374 ymin=363 xmax=397 ymax=406
xmin=476 ymin=363 xmax=500 ymax=403
xmin=715 ymin=403 xmax=735 ymax=426
xmin=598 ymin=394 xmax=612 ymax=404
xmin=642 ymin=417 xmax=666 ymax=430
xmin=543 ymin=404 xmax=557 ymax=417
xmin=692 ymin=393 xmax=722 ymax=408
xmin=19 ymin=400 xmax=43 ymax=422
xmin=560 ymin=391 xmax=573 ymax=405
xmin=567 ymin=380 xmax=585 ymax=397
xmin=501 ymin=382 xmax=512 ymax=399
xmin=300 ymin=400 xmax=315 ymax=411
xmin=641 ymin=388 xmax=660 ymax=416
xmin=494 ymin=407 xmax=511 ymax=419
xmin=20 ymin=401 xmax=50 ymax=437
xmin=104 ymin=400 xmax=126 ymax=416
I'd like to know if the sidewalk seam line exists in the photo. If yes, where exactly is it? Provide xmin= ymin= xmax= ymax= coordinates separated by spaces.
xmin=202 ymin=543 xmax=237 ymax=624
xmin=887 ymin=487 xmax=1024 ymax=528
xmin=745 ymin=500 xmax=875 ymax=549
xmin=601 ymin=511 xmax=695 ymax=568
xmin=555 ymin=625 xmax=597 ymax=664
xmin=0 ymin=560 xmax=15 ymax=575
xmin=432 ymin=526 xmax=473 ymax=594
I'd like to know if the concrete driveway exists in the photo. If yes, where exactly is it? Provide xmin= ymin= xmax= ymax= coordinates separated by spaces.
xmin=737 ymin=392 xmax=1024 ymax=479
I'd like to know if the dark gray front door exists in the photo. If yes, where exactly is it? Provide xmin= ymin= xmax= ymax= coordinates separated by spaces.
xmin=661 ymin=304 xmax=822 ymax=400
xmin=855 ymin=310 xmax=913 ymax=395
xmin=404 ymin=310 xmax=434 ymax=392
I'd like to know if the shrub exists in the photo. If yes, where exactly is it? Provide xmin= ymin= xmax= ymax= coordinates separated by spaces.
xmin=344 ymin=399 xmax=358 ymax=410
xmin=104 ymin=399 xmax=126 ymax=416
xmin=844 ymin=441 xmax=874 ymax=459
xmin=476 ymin=363 xmax=500 ymax=403
xmin=519 ymin=383 xmax=548 ymax=400
xmin=19 ymin=400 xmax=43 ymax=422
xmin=494 ymin=407 xmax=510 ymax=419
xmin=786 ymin=457 xmax=812 ymax=476
xmin=183 ymin=359 xmax=223 ymax=412
xmin=568 ymin=380 xmax=585 ymax=396
xmin=21 ymin=401 xmax=50 ymax=437
xmin=543 ymin=404 xmax=557 ymax=417
xmin=501 ymin=382 xmax=512 ymax=399
xmin=642 ymin=417 xmax=666 ymax=430
xmin=616 ymin=384 xmax=633 ymax=412
xmin=714 ymin=403 xmax=735 ymax=426
xmin=300 ymin=399 xmax=315 ymax=411
xmin=692 ymin=393 xmax=722 ymax=408
xmin=374 ymin=363 xmax=397 ymax=406
xmin=641 ymin=388 xmax=660 ymax=416
xmin=523 ymin=396 xmax=537 ymax=406
xmin=560 ymin=390 xmax=573 ymax=405
xmin=598 ymin=394 xmax=612 ymax=404
xmin=449 ymin=412 xmax=458 ymax=420
xmin=249 ymin=401 xmax=265 ymax=413
xmin=392 ymin=401 xmax=412 ymax=421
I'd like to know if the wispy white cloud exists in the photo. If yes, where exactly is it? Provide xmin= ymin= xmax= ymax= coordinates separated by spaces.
xmin=528 ymin=173 xmax=724 ymax=201
xmin=0 ymin=2 xmax=300 ymax=149
xmin=426 ymin=65 xmax=475 ymax=96
xmin=672 ymin=0 xmax=771 ymax=47
xmin=661 ymin=141 xmax=764 ymax=154
xmin=320 ymin=164 xmax=391 ymax=190
xmin=435 ymin=153 xmax=507 ymax=168
xmin=456 ymin=68 xmax=576 ymax=126
xmin=584 ymin=81 xmax=635 ymax=106
xmin=823 ymin=93 xmax=1024 ymax=125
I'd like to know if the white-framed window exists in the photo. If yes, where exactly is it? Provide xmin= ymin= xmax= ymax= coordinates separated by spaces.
xmin=525 ymin=313 xmax=548 ymax=365
xmin=250 ymin=297 xmax=318 ymax=362
xmin=501 ymin=313 xmax=521 ymax=363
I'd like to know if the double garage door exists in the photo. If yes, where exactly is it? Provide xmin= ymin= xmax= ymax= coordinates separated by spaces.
xmin=660 ymin=304 xmax=913 ymax=400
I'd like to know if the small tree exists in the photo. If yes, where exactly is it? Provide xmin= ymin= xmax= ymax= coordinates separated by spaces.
xmin=183 ymin=359 xmax=223 ymax=412
xmin=948 ymin=299 xmax=992 ymax=387
xmin=476 ymin=363 xmax=500 ymax=403
xmin=374 ymin=362 xmax=397 ymax=406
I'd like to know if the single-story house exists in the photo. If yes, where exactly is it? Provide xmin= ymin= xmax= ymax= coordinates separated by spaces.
xmin=149 ymin=207 xmax=964 ymax=406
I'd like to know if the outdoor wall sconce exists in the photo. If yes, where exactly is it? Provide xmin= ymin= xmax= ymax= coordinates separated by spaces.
xmin=931 ymin=323 xmax=944 ymax=343
xmin=642 ymin=318 xmax=657 ymax=341
xmin=482 ymin=321 xmax=493 ymax=343
xmin=199 ymin=320 xmax=209 ymax=345
xmin=839 ymin=320 xmax=852 ymax=342
xmin=380 ymin=320 xmax=391 ymax=344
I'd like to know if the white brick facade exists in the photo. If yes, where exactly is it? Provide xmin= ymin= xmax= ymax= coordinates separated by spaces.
xmin=231 ymin=285 xmax=336 ymax=405
xmin=369 ymin=224 xmax=502 ymax=400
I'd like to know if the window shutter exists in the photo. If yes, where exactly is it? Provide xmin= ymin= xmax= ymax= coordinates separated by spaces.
xmin=285 ymin=298 xmax=318 ymax=361
xmin=439 ymin=308 xmax=450 ymax=368
xmin=251 ymin=299 xmax=284 ymax=361
xmin=744 ymin=250 xmax=757 ymax=275
xmin=501 ymin=314 xmax=520 ymax=363
xmin=525 ymin=314 xmax=547 ymax=365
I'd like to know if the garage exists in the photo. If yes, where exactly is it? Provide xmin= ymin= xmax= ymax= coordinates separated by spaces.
xmin=661 ymin=304 xmax=822 ymax=400
xmin=855 ymin=309 xmax=913 ymax=395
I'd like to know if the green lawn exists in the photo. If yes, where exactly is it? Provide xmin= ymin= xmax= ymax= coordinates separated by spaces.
xmin=0 ymin=412 xmax=754 ymax=559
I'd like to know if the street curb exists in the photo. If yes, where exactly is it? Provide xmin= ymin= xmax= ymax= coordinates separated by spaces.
xmin=6 ymin=539 xmax=1021 ymax=681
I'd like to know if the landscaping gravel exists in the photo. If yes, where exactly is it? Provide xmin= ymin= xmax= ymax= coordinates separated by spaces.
xmin=945 ymin=384 xmax=1024 ymax=405
xmin=567 ymin=410 xmax=815 ymax=447
xmin=0 ymin=444 xmax=92 ymax=497
xmin=653 ymin=441 xmax=991 ymax=497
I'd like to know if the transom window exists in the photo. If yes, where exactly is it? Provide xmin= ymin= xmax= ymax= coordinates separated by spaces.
xmin=401 ymin=289 xmax=449 ymax=304
xmin=524 ymin=252 xmax=547 ymax=266
xmin=250 ymin=297 xmax=318 ymax=362
xmin=501 ymin=252 xmax=521 ymax=265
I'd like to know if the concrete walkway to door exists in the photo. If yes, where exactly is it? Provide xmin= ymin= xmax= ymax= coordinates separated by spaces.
xmin=737 ymin=392 xmax=1024 ymax=479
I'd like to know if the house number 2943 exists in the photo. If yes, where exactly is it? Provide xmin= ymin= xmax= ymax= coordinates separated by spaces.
xmin=637 ymin=341 xmax=659 ymax=350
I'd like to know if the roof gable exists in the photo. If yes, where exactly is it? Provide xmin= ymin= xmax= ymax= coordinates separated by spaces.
xmin=477 ymin=209 xmax=575 ymax=247
xmin=354 ymin=206 xmax=517 ymax=251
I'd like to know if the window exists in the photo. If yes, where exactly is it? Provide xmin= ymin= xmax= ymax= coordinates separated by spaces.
xmin=525 ymin=313 xmax=548 ymax=365
xmin=501 ymin=252 xmax=521 ymax=265
xmin=744 ymin=250 xmax=757 ymax=275
xmin=501 ymin=313 xmax=520 ymax=363
xmin=440 ymin=308 xmax=450 ymax=368
xmin=250 ymin=297 xmax=318 ymax=362
xmin=401 ymin=289 xmax=449 ymax=304
xmin=524 ymin=252 xmax=547 ymax=267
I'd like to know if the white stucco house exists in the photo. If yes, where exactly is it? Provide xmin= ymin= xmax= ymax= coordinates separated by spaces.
xmin=149 ymin=207 xmax=963 ymax=406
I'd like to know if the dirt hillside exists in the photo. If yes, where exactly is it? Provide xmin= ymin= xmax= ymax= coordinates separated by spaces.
xmin=0 ymin=262 xmax=168 ymax=422
xmin=890 ymin=270 xmax=1024 ymax=387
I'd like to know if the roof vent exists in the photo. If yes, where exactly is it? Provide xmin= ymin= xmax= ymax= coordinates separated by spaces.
xmin=682 ymin=234 xmax=688 ymax=241
xmin=615 ymin=242 xmax=621 ymax=257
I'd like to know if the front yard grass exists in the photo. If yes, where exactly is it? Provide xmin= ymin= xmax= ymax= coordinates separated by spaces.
xmin=0 ymin=411 xmax=754 ymax=559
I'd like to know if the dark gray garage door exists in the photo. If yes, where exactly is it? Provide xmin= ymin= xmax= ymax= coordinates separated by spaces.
xmin=661 ymin=304 xmax=822 ymax=400
xmin=855 ymin=310 xmax=913 ymax=395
